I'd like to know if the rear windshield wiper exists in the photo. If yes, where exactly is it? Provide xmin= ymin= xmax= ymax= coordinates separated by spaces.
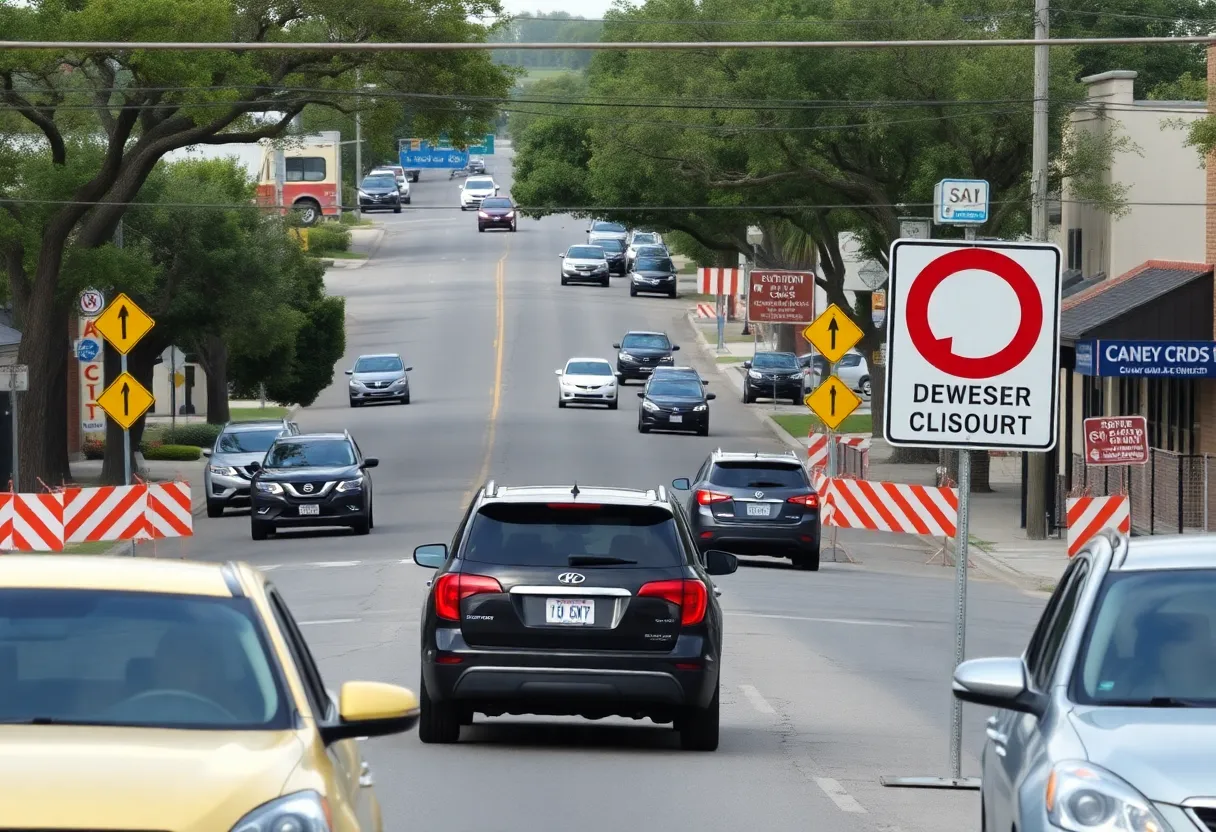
xmin=568 ymin=555 xmax=637 ymax=566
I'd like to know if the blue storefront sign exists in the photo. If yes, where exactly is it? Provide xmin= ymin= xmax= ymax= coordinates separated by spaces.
xmin=398 ymin=145 xmax=469 ymax=170
xmin=1074 ymin=339 xmax=1216 ymax=377
xmin=438 ymin=133 xmax=495 ymax=155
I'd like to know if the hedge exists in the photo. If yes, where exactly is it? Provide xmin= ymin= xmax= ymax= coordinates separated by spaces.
xmin=143 ymin=444 xmax=202 ymax=462
xmin=307 ymin=224 xmax=351 ymax=253
xmin=160 ymin=423 xmax=223 ymax=447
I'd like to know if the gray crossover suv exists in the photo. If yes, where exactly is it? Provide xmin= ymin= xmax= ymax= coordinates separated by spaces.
xmin=202 ymin=418 xmax=299 ymax=517
xmin=954 ymin=529 xmax=1216 ymax=832
xmin=346 ymin=353 xmax=412 ymax=407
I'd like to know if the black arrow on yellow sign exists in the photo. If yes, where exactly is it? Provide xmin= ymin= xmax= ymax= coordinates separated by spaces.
xmin=827 ymin=315 xmax=839 ymax=351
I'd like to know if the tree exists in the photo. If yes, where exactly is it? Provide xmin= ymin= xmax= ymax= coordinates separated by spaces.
xmin=0 ymin=0 xmax=512 ymax=489
xmin=489 ymin=12 xmax=605 ymax=72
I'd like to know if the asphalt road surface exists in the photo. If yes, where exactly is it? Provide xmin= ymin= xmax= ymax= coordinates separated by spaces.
xmin=189 ymin=151 xmax=1047 ymax=832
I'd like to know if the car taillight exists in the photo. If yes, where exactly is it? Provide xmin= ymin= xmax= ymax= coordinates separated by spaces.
xmin=638 ymin=579 xmax=709 ymax=626
xmin=788 ymin=493 xmax=819 ymax=507
xmin=434 ymin=573 xmax=502 ymax=621
xmin=695 ymin=489 xmax=731 ymax=505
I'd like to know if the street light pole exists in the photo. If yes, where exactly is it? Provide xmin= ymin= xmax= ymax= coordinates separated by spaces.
xmin=743 ymin=226 xmax=763 ymax=336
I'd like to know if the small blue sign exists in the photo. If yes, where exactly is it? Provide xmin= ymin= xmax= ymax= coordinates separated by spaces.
xmin=934 ymin=178 xmax=989 ymax=225
xmin=1074 ymin=339 xmax=1216 ymax=377
xmin=438 ymin=133 xmax=495 ymax=155
xmin=399 ymin=145 xmax=469 ymax=170
xmin=76 ymin=337 xmax=101 ymax=363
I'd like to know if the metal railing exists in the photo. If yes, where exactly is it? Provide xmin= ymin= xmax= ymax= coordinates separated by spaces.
xmin=1064 ymin=449 xmax=1213 ymax=535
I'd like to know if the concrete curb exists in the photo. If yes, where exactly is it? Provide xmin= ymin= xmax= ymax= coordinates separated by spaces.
xmin=189 ymin=403 xmax=301 ymax=518
xmin=911 ymin=530 xmax=1058 ymax=593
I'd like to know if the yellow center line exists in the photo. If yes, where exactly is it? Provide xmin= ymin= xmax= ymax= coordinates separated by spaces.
xmin=464 ymin=242 xmax=510 ymax=503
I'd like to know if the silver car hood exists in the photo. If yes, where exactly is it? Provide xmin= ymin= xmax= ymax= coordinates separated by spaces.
xmin=209 ymin=451 xmax=266 ymax=468
xmin=352 ymin=371 xmax=405 ymax=384
xmin=564 ymin=258 xmax=606 ymax=267
xmin=1068 ymin=706 xmax=1216 ymax=804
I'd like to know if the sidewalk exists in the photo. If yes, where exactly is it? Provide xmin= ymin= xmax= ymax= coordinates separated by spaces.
xmin=685 ymin=305 xmax=1066 ymax=593
xmin=318 ymin=224 xmax=384 ymax=270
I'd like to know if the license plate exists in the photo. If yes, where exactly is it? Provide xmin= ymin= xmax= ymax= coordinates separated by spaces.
xmin=746 ymin=503 xmax=772 ymax=517
xmin=298 ymin=504 xmax=320 ymax=516
xmin=669 ymin=414 xmax=683 ymax=423
xmin=546 ymin=599 xmax=594 ymax=625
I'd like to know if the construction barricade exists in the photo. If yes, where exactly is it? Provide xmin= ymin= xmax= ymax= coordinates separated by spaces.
xmin=807 ymin=432 xmax=870 ymax=478
xmin=1066 ymin=495 xmax=1130 ymax=557
xmin=0 ymin=480 xmax=192 ymax=553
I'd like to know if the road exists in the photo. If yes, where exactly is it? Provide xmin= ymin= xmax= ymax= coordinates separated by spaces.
xmin=189 ymin=151 xmax=1046 ymax=832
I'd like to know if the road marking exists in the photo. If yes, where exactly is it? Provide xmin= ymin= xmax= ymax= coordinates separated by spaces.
xmin=311 ymin=560 xmax=362 ymax=568
xmin=739 ymin=684 xmax=775 ymax=715
xmin=814 ymin=778 xmax=868 ymax=813
xmin=727 ymin=612 xmax=913 ymax=628
xmin=463 ymin=242 xmax=510 ymax=503
xmin=299 ymin=618 xmax=361 ymax=626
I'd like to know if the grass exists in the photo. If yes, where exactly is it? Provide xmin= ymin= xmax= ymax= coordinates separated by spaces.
xmin=340 ymin=215 xmax=377 ymax=227
xmin=62 ymin=540 xmax=122 ymax=555
xmin=229 ymin=406 xmax=289 ymax=420
xmin=716 ymin=355 xmax=746 ymax=363
xmin=771 ymin=413 xmax=873 ymax=437
xmin=969 ymin=535 xmax=996 ymax=552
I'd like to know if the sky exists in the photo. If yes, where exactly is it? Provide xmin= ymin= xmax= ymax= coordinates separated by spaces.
xmin=499 ymin=1 xmax=614 ymax=16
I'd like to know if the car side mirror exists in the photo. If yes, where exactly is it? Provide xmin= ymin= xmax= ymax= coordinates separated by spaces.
xmin=405 ymin=366 xmax=413 ymax=372
xmin=705 ymin=393 xmax=717 ymax=400
xmin=319 ymin=681 xmax=420 ymax=745
xmin=671 ymin=477 xmax=691 ymax=491
xmin=247 ymin=461 xmax=261 ymax=472
xmin=414 ymin=543 xmax=448 ymax=568
xmin=363 ymin=458 xmax=379 ymax=468
xmin=742 ymin=361 xmax=752 ymax=369
xmin=344 ymin=370 xmax=353 ymax=375
xmin=701 ymin=379 xmax=709 ymax=385
xmin=612 ymin=343 xmax=621 ymax=349
xmin=560 ymin=253 xmax=566 ymax=258
xmin=637 ymin=392 xmax=645 ymax=398
xmin=201 ymin=448 xmax=212 ymax=457
xmin=952 ymin=657 xmax=1046 ymax=717
xmin=672 ymin=344 xmax=680 ymax=351
xmin=704 ymin=550 xmax=739 ymax=576
xmin=554 ymin=369 xmax=563 ymax=375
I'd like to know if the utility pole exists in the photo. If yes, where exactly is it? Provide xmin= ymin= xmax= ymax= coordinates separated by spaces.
xmin=354 ymin=69 xmax=363 ymax=203
xmin=273 ymin=146 xmax=285 ymax=217
xmin=1025 ymin=0 xmax=1051 ymax=539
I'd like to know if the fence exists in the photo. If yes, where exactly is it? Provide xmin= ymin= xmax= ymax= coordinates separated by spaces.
xmin=1065 ymin=449 xmax=1214 ymax=535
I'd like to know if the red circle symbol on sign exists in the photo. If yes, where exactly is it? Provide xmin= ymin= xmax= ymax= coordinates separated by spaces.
xmin=905 ymin=248 xmax=1043 ymax=380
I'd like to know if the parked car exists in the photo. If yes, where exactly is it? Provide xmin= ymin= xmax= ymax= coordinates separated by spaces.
xmin=802 ymin=350 xmax=871 ymax=399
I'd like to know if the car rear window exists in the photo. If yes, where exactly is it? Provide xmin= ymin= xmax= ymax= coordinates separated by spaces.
xmin=709 ymin=462 xmax=809 ymax=489
xmin=462 ymin=503 xmax=683 ymax=568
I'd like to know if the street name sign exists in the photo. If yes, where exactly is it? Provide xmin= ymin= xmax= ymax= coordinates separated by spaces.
xmin=805 ymin=376 xmax=862 ymax=431
xmin=884 ymin=239 xmax=1062 ymax=452
xmin=802 ymin=304 xmax=863 ymax=365
xmin=1084 ymin=416 xmax=1149 ymax=465
xmin=95 ymin=293 xmax=155 ymax=355
xmin=97 ymin=372 xmax=155 ymax=430
xmin=933 ymin=179 xmax=989 ymax=225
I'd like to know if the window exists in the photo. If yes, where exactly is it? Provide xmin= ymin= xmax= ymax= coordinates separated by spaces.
xmin=1146 ymin=377 xmax=1196 ymax=453
xmin=286 ymin=157 xmax=326 ymax=182
xmin=461 ymin=503 xmax=683 ymax=568
xmin=1067 ymin=228 xmax=1083 ymax=271
xmin=1031 ymin=560 xmax=1089 ymax=690
xmin=361 ymin=176 xmax=396 ymax=190
xmin=354 ymin=356 xmax=404 ymax=373
xmin=1081 ymin=375 xmax=1104 ymax=420
xmin=0 ymin=589 xmax=288 ymax=729
xmin=567 ymin=246 xmax=605 ymax=259
xmin=267 ymin=589 xmax=330 ymax=718
xmin=621 ymin=333 xmax=671 ymax=350
xmin=710 ymin=461 xmax=809 ymax=489
xmin=646 ymin=380 xmax=704 ymax=398
xmin=217 ymin=429 xmax=283 ymax=454
xmin=839 ymin=354 xmax=862 ymax=368
xmin=480 ymin=197 xmax=512 ymax=209
xmin=593 ymin=221 xmax=626 ymax=233
xmin=465 ymin=178 xmax=495 ymax=190
xmin=265 ymin=439 xmax=355 ymax=468
xmin=565 ymin=361 xmax=613 ymax=376
xmin=1025 ymin=559 xmax=1082 ymax=679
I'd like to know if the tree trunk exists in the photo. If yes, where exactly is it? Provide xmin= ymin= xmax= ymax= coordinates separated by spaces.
xmin=940 ymin=450 xmax=993 ymax=493
xmin=99 ymin=336 xmax=165 ymax=485
xmin=15 ymin=296 xmax=71 ymax=492
xmin=776 ymin=323 xmax=796 ymax=352
xmin=1025 ymin=452 xmax=1051 ymax=538
xmin=198 ymin=334 xmax=230 ymax=425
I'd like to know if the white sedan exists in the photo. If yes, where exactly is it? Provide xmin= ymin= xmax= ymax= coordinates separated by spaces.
xmin=460 ymin=176 xmax=498 ymax=210
xmin=555 ymin=357 xmax=619 ymax=409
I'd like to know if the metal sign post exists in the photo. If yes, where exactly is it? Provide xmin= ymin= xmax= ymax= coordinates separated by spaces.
xmin=802 ymin=304 xmax=865 ymax=469
xmin=879 ymin=228 xmax=1062 ymax=792
xmin=94 ymin=294 xmax=157 ymax=487
xmin=0 ymin=365 xmax=29 ymax=490
xmin=716 ymin=292 xmax=726 ymax=352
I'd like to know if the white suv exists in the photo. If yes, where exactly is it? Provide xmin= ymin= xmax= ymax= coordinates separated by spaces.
xmin=460 ymin=176 xmax=498 ymax=211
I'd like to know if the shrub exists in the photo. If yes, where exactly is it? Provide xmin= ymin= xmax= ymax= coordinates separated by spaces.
xmin=161 ymin=423 xmax=223 ymax=448
xmin=82 ymin=437 xmax=105 ymax=460
xmin=306 ymin=224 xmax=351 ymax=253
xmin=338 ymin=209 xmax=360 ymax=226
xmin=142 ymin=444 xmax=202 ymax=462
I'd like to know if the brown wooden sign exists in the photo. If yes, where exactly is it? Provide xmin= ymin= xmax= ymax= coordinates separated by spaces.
xmin=748 ymin=270 xmax=816 ymax=323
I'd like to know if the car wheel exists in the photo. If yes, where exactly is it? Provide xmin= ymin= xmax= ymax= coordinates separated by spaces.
xmin=742 ymin=389 xmax=753 ymax=404
xmin=404 ymin=196 xmax=411 ymax=205
xmin=206 ymin=500 xmax=224 ymax=519
xmin=638 ymin=420 xmax=650 ymax=434
xmin=697 ymin=422 xmax=710 ymax=437
xmin=393 ymin=204 xmax=402 ymax=213
xmin=669 ymin=289 xmax=678 ymax=299
xmin=629 ymin=287 xmax=638 ymax=297
xmin=558 ymin=397 xmax=567 ymax=408
xmin=478 ymin=225 xmax=485 ymax=232
xmin=601 ymin=277 xmax=610 ymax=287
xmin=861 ymin=377 xmax=871 ymax=397
xmin=401 ymin=392 xmax=410 ymax=405
xmin=793 ymin=547 xmax=821 ymax=571
xmin=678 ymin=682 xmax=720 ymax=751
xmin=351 ymin=515 xmax=370 ymax=536
xmin=791 ymin=394 xmax=802 ymax=406
xmin=418 ymin=673 xmax=462 ymax=744
xmin=349 ymin=398 xmax=360 ymax=408
xmin=608 ymin=398 xmax=619 ymax=410
xmin=251 ymin=519 xmax=271 ymax=541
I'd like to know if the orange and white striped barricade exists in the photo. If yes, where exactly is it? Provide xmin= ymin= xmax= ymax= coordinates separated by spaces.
xmin=1066 ymin=495 xmax=1130 ymax=558
xmin=11 ymin=492 xmax=64 ymax=552
xmin=825 ymin=478 xmax=959 ymax=539
xmin=145 ymin=481 xmax=193 ymax=539
xmin=63 ymin=485 xmax=149 ymax=544
xmin=0 ymin=493 xmax=12 ymax=550
xmin=807 ymin=433 xmax=871 ymax=474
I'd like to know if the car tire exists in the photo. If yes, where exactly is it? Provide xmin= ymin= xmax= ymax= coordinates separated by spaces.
xmin=351 ymin=515 xmax=371 ymax=536
xmin=404 ymin=196 xmax=411 ymax=205
xmin=558 ymin=397 xmax=567 ymax=408
xmin=608 ymin=398 xmax=619 ymax=410
xmin=793 ymin=548 xmax=821 ymax=571
xmin=742 ymin=389 xmax=753 ymax=404
xmin=510 ymin=222 xmax=517 ymax=232
xmin=393 ymin=205 xmax=402 ymax=214
xmin=206 ymin=500 xmax=225 ymax=519
xmin=629 ymin=287 xmax=638 ymax=297
xmin=401 ymin=392 xmax=410 ymax=404
xmin=349 ymin=398 xmax=360 ymax=408
xmin=478 ymin=225 xmax=485 ymax=232
xmin=678 ymin=682 xmax=720 ymax=751
xmin=418 ymin=673 xmax=462 ymax=744
xmin=638 ymin=420 xmax=650 ymax=434
xmin=791 ymin=394 xmax=802 ymax=406
xmin=669 ymin=289 xmax=678 ymax=299
xmin=251 ymin=520 xmax=271 ymax=541
xmin=561 ymin=276 xmax=569 ymax=286
xmin=697 ymin=422 xmax=710 ymax=437
xmin=601 ymin=277 xmax=610 ymax=287
xmin=861 ymin=376 xmax=871 ymax=397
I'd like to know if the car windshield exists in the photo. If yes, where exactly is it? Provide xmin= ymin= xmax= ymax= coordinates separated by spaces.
xmin=565 ymin=361 xmax=613 ymax=376
xmin=0 ymin=589 xmax=289 ymax=729
xmin=217 ymin=428 xmax=282 ymax=454
xmin=362 ymin=176 xmax=395 ymax=189
xmin=265 ymin=440 xmax=355 ymax=468
xmin=593 ymin=221 xmax=627 ymax=233
xmin=466 ymin=178 xmax=494 ymax=190
xmin=647 ymin=380 xmax=704 ymax=398
xmin=621 ymin=333 xmax=670 ymax=350
xmin=598 ymin=239 xmax=625 ymax=252
xmin=632 ymin=233 xmax=659 ymax=245
xmin=635 ymin=257 xmax=673 ymax=272
xmin=710 ymin=462 xmax=808 ymax=489
xmin=1074 ymin=569 xmax=1216 ymax=705
xmin=463 ymin=503 xmax=682 ymax=568
xmin=567 ymin=246 xmax=605 ymax=259
xmin=481 ymin=198 xmax=512 ymax=209
xmin=354 ymin=356 xmax=403 ymax=373
xmin=752 ymin=353 xmax=800 ymax=371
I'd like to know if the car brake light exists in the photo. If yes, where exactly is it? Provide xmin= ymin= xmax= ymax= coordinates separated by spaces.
xmin=695 ymin=489 xmax=731 ymax=505
xmin=434 ymin=573 xmax=502 ymax=621
xmin=788 ymin=493 xmax=818 ymax=507
xmin=638 ymin=579 xmax=709 ymax=626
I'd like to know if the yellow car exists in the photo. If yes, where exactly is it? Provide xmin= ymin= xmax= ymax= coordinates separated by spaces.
xmin=0 ymin=555 xmax=419 ymax=831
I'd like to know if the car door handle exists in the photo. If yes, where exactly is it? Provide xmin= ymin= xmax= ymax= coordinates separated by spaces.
xmin=425 ymin=579 xmax=433 ymax=588
xmin=986 ymin=715 xmax=1008 ymax=753
xmin=359 ymin=760 xmax=374 ymax=788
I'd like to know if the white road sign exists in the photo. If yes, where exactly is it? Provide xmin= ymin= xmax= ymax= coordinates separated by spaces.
xmin=78 ymin=288 xmax=105 ymax=317
xmin=933 ymin=179 xmax=989 ymax=225
xmin=883 ymin=239 xmax=1062 ymax=452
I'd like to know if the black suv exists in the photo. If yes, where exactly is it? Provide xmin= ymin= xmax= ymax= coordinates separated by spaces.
xmin=675 ymin=450 xmax=821 ymax=570
xmin=248 ymin=431 xmax=378 ymax=540
xmin=411 ymin=481 xmax=739 ymax=750
xmin=742 ymin=351 xmax=807 ymax=405
xmin=638 ymin=375 xmax=715 ymax=436
xmin=614 ymin=330 xmax=679 ymax=383
xmin=598 ymin=238 xmax=628 ymax=274
xmin=629 ymin=252 xmax=678 ymax=298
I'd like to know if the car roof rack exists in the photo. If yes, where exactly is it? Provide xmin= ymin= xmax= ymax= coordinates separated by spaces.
xmin=484 ymin=479 xmax=498 ymax=498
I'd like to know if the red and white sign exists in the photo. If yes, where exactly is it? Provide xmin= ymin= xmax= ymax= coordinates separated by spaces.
xmin=1066 ymin=495 xmax=1130 ymax=557
xmin=698 ymin=268 xmax=739 ymax=296
xmin=78 ymin=316 xmax=105 ymax=435
xmin=78 ymin=288 xmax=105 ymax=316
xmin=1083 ymin=416 xmax=1148 ymax=465
xmin=883 ymin=240 xmax=1062 ymax=452
xmin=748 ymin=270 xmax=815 ymax=323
